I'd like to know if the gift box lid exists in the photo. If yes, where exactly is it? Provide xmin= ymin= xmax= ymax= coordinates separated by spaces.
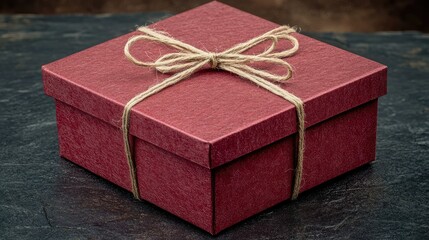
xmin=42 ymin=1 xmax=387 ymax=169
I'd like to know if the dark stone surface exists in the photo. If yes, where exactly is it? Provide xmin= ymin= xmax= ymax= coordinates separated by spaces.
xmin=0 ymin=13 xmax=428 ymax=239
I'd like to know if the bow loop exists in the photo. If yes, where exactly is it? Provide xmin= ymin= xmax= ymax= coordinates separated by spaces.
xmin=154 ymin=52 xmax=206 ymax=73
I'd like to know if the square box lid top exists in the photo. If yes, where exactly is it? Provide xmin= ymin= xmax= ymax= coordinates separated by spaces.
xmin=43 ymin=1 xmax=387 ymax=169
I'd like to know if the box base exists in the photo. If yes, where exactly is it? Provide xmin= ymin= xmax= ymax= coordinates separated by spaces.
xmin=55 ymin=99 xmax=378 ymax=234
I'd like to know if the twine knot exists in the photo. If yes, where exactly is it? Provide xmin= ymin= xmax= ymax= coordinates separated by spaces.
xmin=122 ymin=26 xmax=305 ymax=201
xmin=208 ymin=52 xmax=219 ymax=69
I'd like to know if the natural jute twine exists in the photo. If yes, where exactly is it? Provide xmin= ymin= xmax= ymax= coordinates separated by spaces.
xmin=123 ymin=26 xmax=305 ymax=200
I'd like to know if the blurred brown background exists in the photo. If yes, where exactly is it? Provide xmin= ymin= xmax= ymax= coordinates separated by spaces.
xmin=1 ymin=0 xmax=427 ymax=32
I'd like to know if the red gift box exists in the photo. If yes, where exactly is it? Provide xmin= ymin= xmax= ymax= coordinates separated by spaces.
xmin=42 ymin=1 xmax=387 ymax=235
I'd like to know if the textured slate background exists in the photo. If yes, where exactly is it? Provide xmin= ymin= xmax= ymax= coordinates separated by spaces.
xmin=0 ymin=13 xmax=428 ymax=239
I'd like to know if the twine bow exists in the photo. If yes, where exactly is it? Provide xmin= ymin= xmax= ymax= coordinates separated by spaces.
xmin=123 ymin=26 xmax=305 ymax=200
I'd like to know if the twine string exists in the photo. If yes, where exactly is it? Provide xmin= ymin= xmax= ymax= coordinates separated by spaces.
xmin=123 ymin=26 xmax=304 ymax=200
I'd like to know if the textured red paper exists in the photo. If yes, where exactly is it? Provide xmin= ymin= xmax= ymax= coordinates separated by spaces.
xmin=43 ymin=1 xmax=387 ymax=235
